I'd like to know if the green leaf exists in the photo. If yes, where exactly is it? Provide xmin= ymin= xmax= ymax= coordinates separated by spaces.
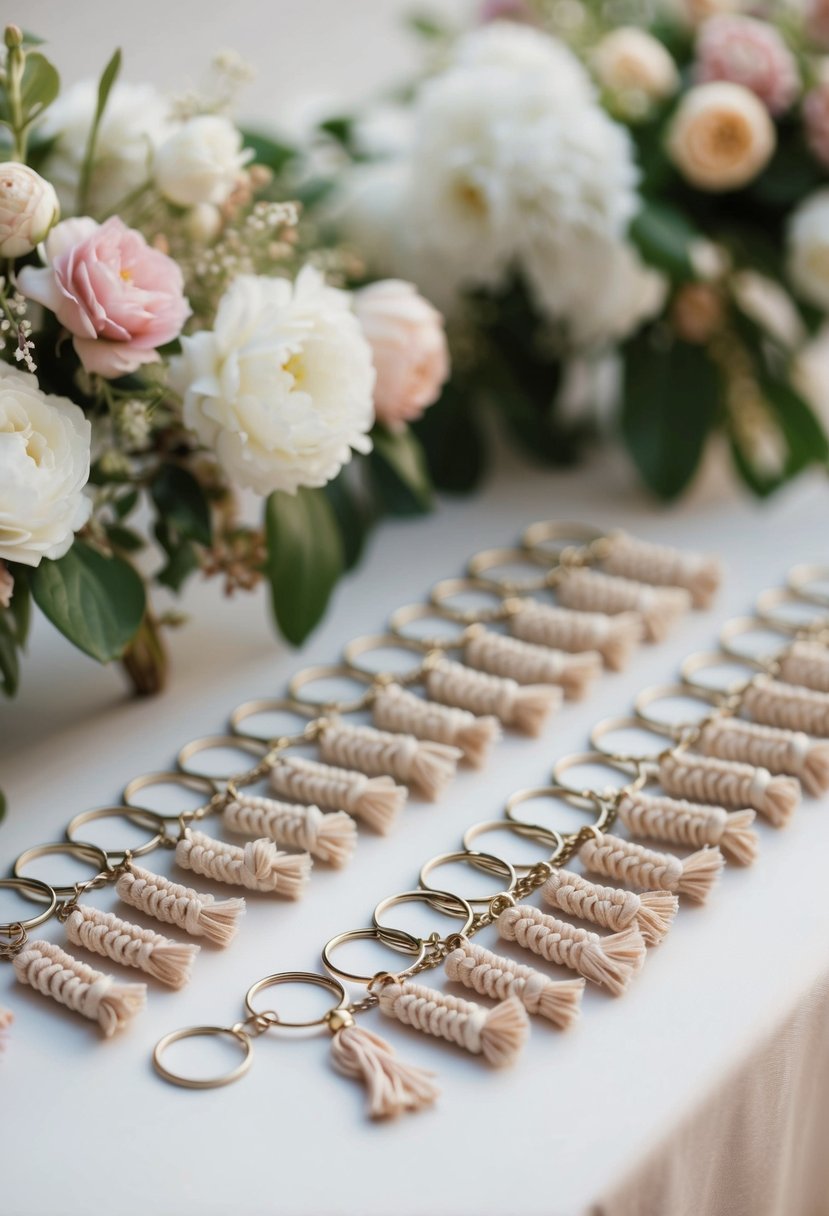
xmin=629 ymin=200 xmax=698 ymax=281
xmin=238 ymin=128 xmax=296 ymax=174
xmin=323 ymin=475 xmax=374 ymax=572
xmin=151 ymin=465 xmax=212 ymax=546
xmin=30 ymin=541 xmax=145 ymax=663
xmin=265 ymin=487 xmax=344 ymax=646
xmin=413 ymin=379 xmax=488 ymax=493
xmin=8 ymin=570 xmax=31 ymax=647
xmin=19 ymin=51 xmax=60 ymax=122
xmin=621 ymin=331 xmax=720 ymax=499
xmin=77 ymin=48 xmax=121 ymax=213
xmin=406 ymin=12 xmax=450 ymax=38
xmin=106 ymin=523 xmax=146 ymax=553
xmin=318 ymin=116 xmax=355 ymax=148
xmin=154 ymin=521 xmax=198 ymax=594
xmin=0 ymin=788 xmax=6 ymax=822
xmin=114 ymin=488 xmax=139 ymax=519
xmin=0 ymin=615 xmax=20 ymax=696
xmin=369 ymin=426 xmax=434 ymax=517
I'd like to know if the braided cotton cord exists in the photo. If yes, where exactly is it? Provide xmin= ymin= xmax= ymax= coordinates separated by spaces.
xmin=116 ymin=864 xmax=245 ymax=946
xmin=371 ymin=683 xmax=500 ymax=768
xmin=463 ymin=629 xmax=602 ymax=701
xmin=424 ymin=656 xmax=560 ymax=736
xmin=601 ymin=531 xmax=721 ymax=609
xmin=779 ymin=640 xmax=829 ymax=694
xmin=445 ymin=939 xmax=585 ymax=1029
xmin=65 ymin=904 xmax=199 ymax=988
xmin=742 ymin=676 xmax=829 ymax=737
xmin=176 ymin=830 xmax=311 ymax=898
xmin=223 ymin=795 xmax=357 ymax=867
xmin=579 ymin=831 xmax=724 ymax=903
xmin=497 ymin=905 xmax=645 ymax=997
xmin=556 ymin=567 xmax=691 ymax=643
xmin=269 ymin=755 xmax=405 ymax=834
xmin=617 ymin=790 xmax=759 ymax=866
xmin=541 ymin=867 xmax=678 ymax=945
xmin=318 ymin=719 xmax=461 ymax=801
xmin=377 ymin=979 xmax=529 ymax=1066
xmin=698 ymin=717 xmax=829 ymax=797
xmin=659 ymin=751 xmax=800 ymax=828
xmin=329 ymin=1023 xmax=440 ymax=1119
xmin=509 ymin=602 xmax=642 ymax=671
xmin=13 ymin=939 xmax=146 ymax=1036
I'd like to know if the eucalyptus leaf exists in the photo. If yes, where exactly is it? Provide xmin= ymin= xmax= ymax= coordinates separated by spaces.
xmin=265 ymin=487 xmax=344 ymax=646
xmin=19 ymin=51 xmax=60 ymax=123
xmin=30 ymin=541 xmax=145 ymax=663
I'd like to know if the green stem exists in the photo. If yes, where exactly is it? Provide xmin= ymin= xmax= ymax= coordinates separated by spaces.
xmin=4 ymin=35 xmax=27 ymax=161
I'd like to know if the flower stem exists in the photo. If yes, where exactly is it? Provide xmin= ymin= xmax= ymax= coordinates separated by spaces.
xmin=3 ymin=26 xmax=27 ymax=162
xmin=120 ymin=607 xmax=169 ymax=697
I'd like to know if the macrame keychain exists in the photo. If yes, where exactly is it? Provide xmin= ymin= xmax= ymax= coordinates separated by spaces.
xmin=682 ymin=651 xmax=829 ymax=738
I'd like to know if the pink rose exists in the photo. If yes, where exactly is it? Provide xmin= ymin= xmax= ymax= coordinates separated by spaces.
xmin=354 ymin=280 xmax=450 ymax=432
xmin=806 ymin=0 xmax=829 ymax=49
xmin=695 ymin=15 xmax=800 ymax=114
xmin=0 ymin=561 xmax=13 ymax=609
xmin=18 ymin=216 xmax=190 ymax=378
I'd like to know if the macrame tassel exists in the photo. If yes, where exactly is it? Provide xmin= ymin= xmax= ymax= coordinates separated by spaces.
xmin=659 ymin=750 xmax=800 ymax=828
xmin=510 ymin=602 xmax=642 ymax=672
xmin=579 ymin=831 xmax=723 ymax=904
xmin=541 ymin=867 xmax=678 ymax=946
xmin=223 ymin=794 xmax=356 ymax=868
xmin=698 ymin=717 xmax=829 ymax=798
xmin=463 ymin=627 xmax=602 ymax=701
xmin=742 ymin=675 xmax=829 ymax=737
xmin=0 ymin=1006 xmax=12 ymax=1049
xmin=444 ymin=939 xmax=585 ymax=1029
xmin=176 ymin=830 xmax=311 ymax=898
xmin=64 ymin=903 xmax=199 ymax=989
xmin=329 ymin=1018 xmax=440 ymax=1119
xmin=556 ymin=568 xmax=691 ymax=643
xmin=318 ymin=718 xmax=461 ymax=801
xmin=116 ymin=864 xmax=244 ymax=946
xmin=601 ymin=531 xmax=722 ymax=610
xmin=424 ymin=656 xmax=561 ymax=736
xmin=497 ymin=905 xmax=645 ymax=997
xmin=269 ymin=755 xmax=405 ymax=834
xmin=13 ymin=939 xmax=146 ymax=1037
xmin=617 ymin=790 xmax=759 ymax=866
xmin=377 ymin=979 xmax=528 ymax=1066
xmin=779 ymin=640 xmax=829 ymax=694
xmin=372 ymin=683 xmax=500 ymax=768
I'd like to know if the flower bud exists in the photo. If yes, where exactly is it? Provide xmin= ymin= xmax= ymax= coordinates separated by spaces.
xmin=184 ymin=202 xmax=222 ymax=243
xmin=0 ymin=163 xmax=60 ymax=257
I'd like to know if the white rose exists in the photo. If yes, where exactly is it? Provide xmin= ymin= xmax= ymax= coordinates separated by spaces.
xmin=41 ymin=80 xmax=171 ymax=215
xmin=787 ymin=190 xmax=829 ymax=311
xmin=592 ymin=28 xmax=679 ymax=117
xmin=0 ymin=163 xmax=59 ymax=257
xmin=667 ymin=81 xmax=775 ymax=191
xmin=154 ymin=115 xmax=253 ymax=208
xmin=171 ymin=266 xmax=375 ymax=495
xmin=0 ymin=365 xmax=92 ymax=566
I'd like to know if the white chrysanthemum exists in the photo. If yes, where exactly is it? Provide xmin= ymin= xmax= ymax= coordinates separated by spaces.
xmin=172 ymin=266 xmax=375 ymax=495
xmin=453 ymin=21 xmax=595 ymax=102
xmin=41 ymin=81 xmax=171 ymax=215
xmin=788 ymin=189 xmax=829 ymax=312
xmin=0 ymin=365 xmax=92 ymax=566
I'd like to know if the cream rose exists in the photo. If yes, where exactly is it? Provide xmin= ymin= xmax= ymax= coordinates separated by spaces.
xmin=0 ymin=364 xmax=92 ymax=566
xmin=354 ymin=280 xmax=450 ymax=431
xmin=0 ymin=164 xmax=59 ymax=258
xmin=787 ymin=190 xmax=829 ymax=311
xmin=667 ymin=81 xmax=775 ymax=191
xmin=592 ymin=28 xmax=679 ymax=116
xmin=171 ymin=266 xmax=375 ymax=495
xmin=153 ymin=115 xmax=253 ymax=208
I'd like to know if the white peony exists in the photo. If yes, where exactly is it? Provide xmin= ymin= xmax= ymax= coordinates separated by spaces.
xmin=0 ymin=163 xmax=59 ymax=257
xmin=153 ymin=115 xmax=253 ymax=207
xmin=453 ymin=22 xmax=595 ymax=102
xmin=787 ymin=190 xmax=829 ymax=312
xmin=0 ymin=364 xmax=92 ymax=566
xmin=171 ymin=266 xmax=375 ymax=495
xmin=41 ymin=80 xmax=171 ymax=215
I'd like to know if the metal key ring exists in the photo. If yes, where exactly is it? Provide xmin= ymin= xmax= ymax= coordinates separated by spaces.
xmin=504 ymin=785 xmax=613 ymax=838
xmin=521 ymin=520 xmax=606 ymax=560
xmin=634 ymin=682 xmax=724 ymax=742
xmin=177 ymin=734 xmax=271 ymax=783
xmin=122 ymin=771 xmax=219 ymax=822
xmin=462 ymin=820 xmax=565 ymax=872
xmin=0 ymin=877 xmax=58 ymax=953
xmin=429 ymin=576 xmax=523 ymax=624
xmin=65 ymin=805 xmax=170 ymax=864
xmin=552 ymin=753 xmax=645 ymax=800
xmin=244 ymin=971 xmax=348 ymax=1028
xmin=321 ymin=926 xmax=426 ymax=986
xmin=13 ymin=841 xmax=111 ymax=900
xmin=229 ymin=697 xmax=318 ymax=740
xmin=153 ymin=1024 xmax=253 ymax=1090
xmin=788 ymin=563 xmax=829 ymax=608
xmin=342 ymin=635 xmax=432 ymax=686
xmin=718 ymin=615 xmax=786 ymax=667
xmin=388 ymin=603 xmax=470 ymax=652
xmin=680 ymin=650 xmax=759 ymax=698
xmin=590 ymin=715 xmax=678 ymax=765
xmin=288 ymin=664 xmax=375 ymax=713
xmin=755 ymin=587 xmax=829 ymax=637
xmin=467 ymin=547 xmax=555 ymax=595
xmin=419 ymin=850 xmax=516 ymax=908
xmin=372 ymin=889 xmax=475 ymax=943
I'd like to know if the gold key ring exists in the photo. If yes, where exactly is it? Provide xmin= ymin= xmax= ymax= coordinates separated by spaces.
xmin=122 ymin=771 xmax=219 ymax=822
xmin=718 ymin=615 xmax=786 ymax=668
xmin=467 ymin=546 xmax=556 ymax=595
xmin=153 ymin=1024 xmax=254 ymax=1090
xmin=229 ymin=697 xmax=318 ymax=741
xmin=387 ymin=603 xmax=471 ymax=652
xmin=788 ymin=563 xmax=829 ymax=608
xmin=680 ymin=650 xmax=759 ymax=698
xmin=13 ymin=841 xmax=111 ymax=900
xmin=321 ymin=926 xmax=426 ymax=986
xmin=419 ymin=850 xmax=517 ymax=908
xmin=341 ymin=635 xmax=432 ymax=686
xmin=504 ymin=785 xmax=613 ymax=837
xmin=462 ymin=820 xmax=565 ymax=872
xmin=288 ymin=663 xmax=375 ymax=713
xmin=589 ymin=715 xmax=679 ymax=766
xmin=372 ymin=889 xmax=475 ymax=943
xmin=634 ymin=682 xmax=725 ymax=744
xmin=429 ymin=576 xmax=521 ymax=624
xmin=755 ymin=587 xmax=829 ymax=638
xmin=177 ymin=734 xmax=272 ymax=783
xmin=244 ymin=970 xmax=348 ymax=1028
xmin=0 ymin=876 xmax=58 ymax=959
xmin=552 ymin=753 xmax=646 ymax=800
xmin=65 ymin=805 xmax=171 ymax=865
xmin=521 ymin=520 xmax=606 ymax=561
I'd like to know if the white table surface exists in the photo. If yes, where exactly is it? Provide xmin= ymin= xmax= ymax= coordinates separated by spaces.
xmin=2 ymin=443 xmax=829 ymax=1216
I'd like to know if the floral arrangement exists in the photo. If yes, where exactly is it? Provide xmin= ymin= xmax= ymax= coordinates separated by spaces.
xmin=0 ymin=25 xmax=451 ymax=717
xmin=328 ymin=0 xmax=829 ymax=500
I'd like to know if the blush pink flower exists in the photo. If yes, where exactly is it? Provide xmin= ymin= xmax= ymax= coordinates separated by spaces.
xmin=479 ymin=0 xmax=537 ymax=23
xmin=805 ymin=73 xmax=829 ymax=167
xmin=806 ymin=0 xmax=829 ymax=49
xmin=695 ymin=15 xmax=800 ymax=114
xmin=0 ymin=561 xmax=13 ymax=608
xmin=353 ymin=280 xmax=450 ymax=432
xmin=18 ymin=216 xmax=190 ymax=378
